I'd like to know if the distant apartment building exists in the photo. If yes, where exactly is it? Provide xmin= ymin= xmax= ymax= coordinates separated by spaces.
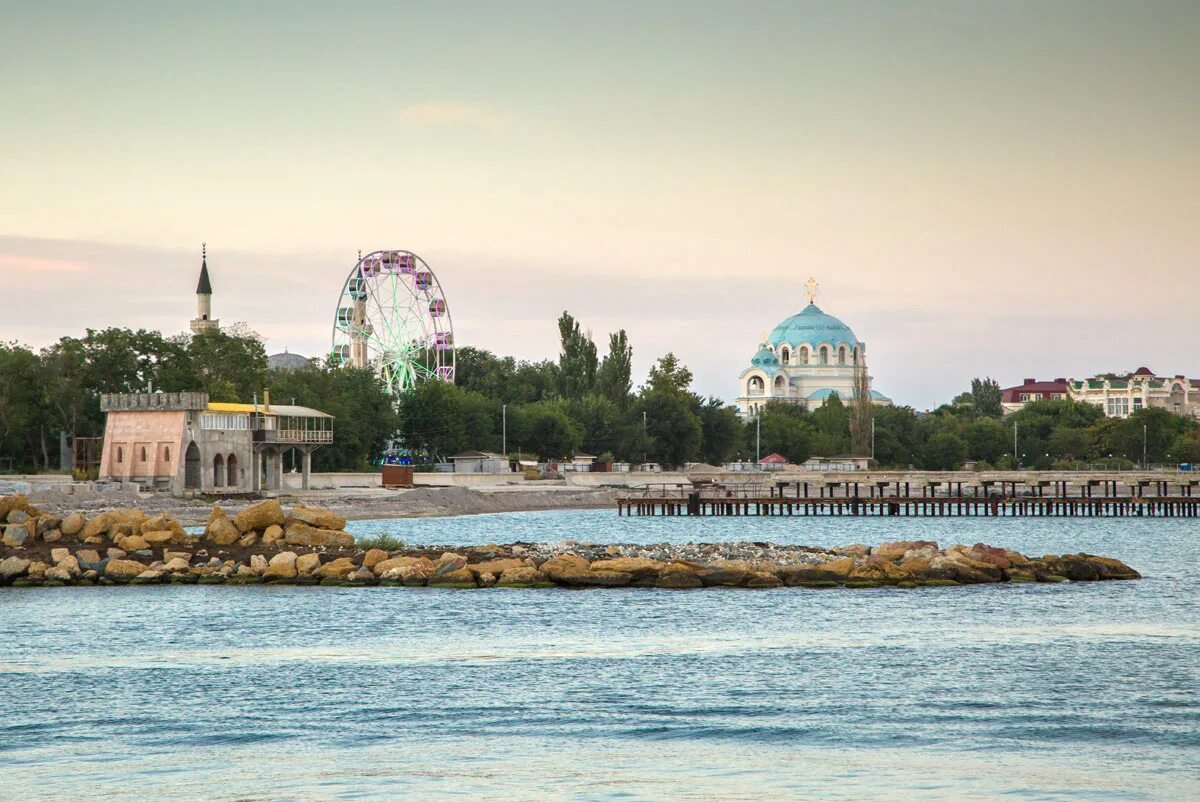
xmin=1000 ymin=378 xmax=1070 ymax=415
xmin=1001 ymin=369 xmax=1200 ymax=420
xmin=1068 ymin=368 xmax=1200 ymax=420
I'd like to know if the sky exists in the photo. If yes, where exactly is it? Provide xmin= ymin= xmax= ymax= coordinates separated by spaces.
xmin=1 ymin=0 xmax=1198 ymax=409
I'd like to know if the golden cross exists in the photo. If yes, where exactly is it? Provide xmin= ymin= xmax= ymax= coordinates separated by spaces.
xmin=805 ymin=276 xmax=818 ymax=305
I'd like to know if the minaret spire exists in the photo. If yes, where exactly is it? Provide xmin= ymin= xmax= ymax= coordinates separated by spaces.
xmin=190 ymin=243 xmax=219 ymax=334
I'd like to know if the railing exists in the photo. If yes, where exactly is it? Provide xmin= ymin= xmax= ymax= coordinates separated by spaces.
xmin=253 ymin=429 xmax=333 ymax=444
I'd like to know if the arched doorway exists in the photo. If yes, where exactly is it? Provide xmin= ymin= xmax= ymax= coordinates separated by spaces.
xmin=227 ymin=453 xmax=238 ymax=488
xmin=184 ymin=442 xmax=201 ymax=490
xmin=213 ymin=454 xmax=225 ymax=487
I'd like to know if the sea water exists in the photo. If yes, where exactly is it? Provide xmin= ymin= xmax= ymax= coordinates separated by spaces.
xmin=1 ymin=511 xmax=1197 ymax=801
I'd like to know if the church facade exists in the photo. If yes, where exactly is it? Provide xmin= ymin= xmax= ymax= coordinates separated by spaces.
xmin=735 ymin=280 xmax=891 ymax=417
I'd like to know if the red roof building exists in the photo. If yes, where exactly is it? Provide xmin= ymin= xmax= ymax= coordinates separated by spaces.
xmin=1000 ymin=378 xmax=1070 ymax=415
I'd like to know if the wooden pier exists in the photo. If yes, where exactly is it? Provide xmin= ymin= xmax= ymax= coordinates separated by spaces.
xmin=617 ymin=472 xmax=1200 ymax=518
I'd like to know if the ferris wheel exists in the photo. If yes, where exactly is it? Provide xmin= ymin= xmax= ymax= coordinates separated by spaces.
xmin=330 ymin=249 xmax=455 ymax=396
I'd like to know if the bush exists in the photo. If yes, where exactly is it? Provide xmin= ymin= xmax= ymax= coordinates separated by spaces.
xmin=357 ymin=533 xmax=405 ymax=552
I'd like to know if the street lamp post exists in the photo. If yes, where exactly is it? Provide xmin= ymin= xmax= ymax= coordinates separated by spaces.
xmin=756 ymin=412 xmax=761 ymax=465
xmin=642 ymin=410 xmax=648 ymax=467
xmin=871 ymin=418 xmax=876 ymax=462
xmin=502 ymin=404 xmax=507 ymax=458
xmin=1013 ymin=422 xmax=1019 ymax=468
xmin=1143 ymin=424 xmax=1148 ymax=470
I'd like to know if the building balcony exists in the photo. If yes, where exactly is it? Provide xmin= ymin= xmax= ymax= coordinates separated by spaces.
xmin=253 ymin=429 xmax=333 ymax=445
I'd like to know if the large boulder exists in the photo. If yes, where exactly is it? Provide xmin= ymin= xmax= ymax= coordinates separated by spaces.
xmin=0 ymin=495 xmax=31 ymax=521
xmin=362 ymin=549 xmax=389 ymax=570
xmin=316 ymin=557 xmax=357 ymax=580
xmin=656 ymin=569 xmax=703 ymax=589
xmin=287 ymin=505 xmax=346 ymax=531
xmin=589 ymin=557 xmax=664 ymax=580
xmin=930 ymin=554 xmax=1004 ymax=583
xmin=3 ymin=525 xmax=28 ymax=548
xmin=205 ymin=514 xmax=241 ymax=546
xmin=781 ymin=556 xmax=856 ymax=585
xmin=0 ymin=556 xmax=31 ymax=581
xmin=234 ymin=500 xmax=285 ymax=533
xmin=871 ymin=540 xmax=937 ymax=562
xmin=60 ymin=514 xmax=86 ymax=537
xmin=538 ymin=554 xmax=590 ymax=581
xmin=284 ymin=525 xmax=355 ymax=548
xmin=428 ymin=567 xmax=478 ymax=588
xmin=849 ymin=560 xmax=910 ymax=585
xmin=375 ymin=556 xmax=434 ymax=576
xmin=466 ymin=558 xmax=530 ymax=578
xmin=262 ymin=525 xmax=285 ymax=546
xmin=118 ymin=534 xmax=151 ymax=552
xmin=296 ymin=552 xmax=322 ymax=576
xmin=263 ymin=551 xmax=298 ymax=579
xmin=497 ymin=566 xmax=551 ymax=588
xmin=142 ymin=530 xmax=176 ymax=547
xmin=79 ymin=512 xmax=112 ymax=541
xmin=104 ymin=559 xmax=149 ymax=580
xmin=963 ymin=543 xmax=1011 ymax=570
xmin=697 ymin=560 xmax=761 ymax=587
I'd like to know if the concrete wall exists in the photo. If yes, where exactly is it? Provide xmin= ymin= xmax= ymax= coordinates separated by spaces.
xmin=99 ymin=410 xmax=186 ymax=486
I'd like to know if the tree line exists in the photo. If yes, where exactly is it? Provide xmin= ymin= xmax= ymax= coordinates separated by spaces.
xmin=2 ymin=317 xmax=1197 ymax=473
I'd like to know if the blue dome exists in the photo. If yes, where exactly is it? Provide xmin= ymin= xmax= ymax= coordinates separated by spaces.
xmin=768 ymin=304 xmax=858 ymax=350
xmin=750 ymin=346 xmax=779 ymax=368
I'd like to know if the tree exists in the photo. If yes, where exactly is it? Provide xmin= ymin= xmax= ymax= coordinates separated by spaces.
xmin=397 ymin=379 xmax=467 ymax=460
xmin=646 ymin=353 xmax=693 ymax=396
xmin=916 ymin=431 xmax=968 ymax=470
xmin=635 ymin=391 xmax=701 ymax=467
xmin=569 ymin=395 xmax=620 ymax=457
xmin=969 ymin=377 xmax=1003 ymax=417
xmin=525 ymin=403 xmax=583 ymax=459
xmin=849 ymin=354 xmax=873 ymax=456
xmin=595 ymin=330 xmax=633 ymax=408
xmin=695 ymin=396 xmax=741 ymax=465
xmin=963 ymin=417 xmax=1009 ymax=463
xmin=1046 ymin=426 xmax=1091 ymax=461
xmin=557 ymin=312 xmax=598 ymax=400
xmin=186 ymin=329 xmax=269 ymax=402
xmin=754 ymin=401 xmax=814 ymax=463
xmin=809 ymin=394 xmax=851 ymax=455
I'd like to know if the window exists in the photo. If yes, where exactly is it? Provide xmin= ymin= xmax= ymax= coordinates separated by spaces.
xmin=799 ymin=347 xmax=809 ymax=365
xmin=140 ymin=447 xmax=147 ymax=462
xmin=1106 ymin=397 xmax=1130 ymax=416
xmin=819 ymin=346 xmax=829 ymax=365
xmin=117 ymin=447 xmax=123 ymax=464
xmin=1019 ymin=393 xmax=1031 ymax=402
xmin=838 ymin=346 xmax=847 ymax=365
xmin=213 ymin=454 xmax=225 ymax=487
xmin=164 ymin=446 xmax=171 ymax=462
xmin=1133 ymin=397 xmax=1143 ymax=411
xmin=780 ymin=347 xmax=790 ymax=365
xmin=749 ymin=376 xmax=765 ymax=395
xmin=200 ymin=413 xmax=249 ymax=431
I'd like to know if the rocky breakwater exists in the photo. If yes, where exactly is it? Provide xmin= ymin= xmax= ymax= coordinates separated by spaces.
xmin=0 ymin=493 xmax=1140 ymax=589
xmin=0 ymin=495 xmax=360 ymax=586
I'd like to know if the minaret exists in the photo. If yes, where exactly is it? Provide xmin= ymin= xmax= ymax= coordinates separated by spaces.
xmin=190 ymin=243 xmax=219 ymax=334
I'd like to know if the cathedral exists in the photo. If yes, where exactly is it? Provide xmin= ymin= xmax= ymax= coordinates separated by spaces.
xmin=735 ymin=279 xmax=891 ymax=417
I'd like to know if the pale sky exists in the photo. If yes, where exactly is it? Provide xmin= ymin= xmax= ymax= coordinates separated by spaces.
xmin=2 ymin=1 xmax=1198 ymax=408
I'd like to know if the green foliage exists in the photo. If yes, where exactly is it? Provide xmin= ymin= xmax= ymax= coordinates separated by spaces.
xmin=636 ymin=390 xmax=701 ymax=467
xmin=595 ymin=330 xmax=633 ymax=407
xmin=917 ymin=431 xmax=968 ymax=470
xmin=754 ymin=402 xmax=814 ymax=464
xmin=557 ymin=312 xmax=598 ymax=400
xmin=646 ymin=353 xmax=693 ymax=396
xmin=695 ymin=396 xmax=742 ymax=465
xmin=525 ymin=403 xmax=583 ymax=459
xmin=969 ymin=377 xmax=1003 ymax=417
xmin=356 ymin=533 xmax=405 ymax=552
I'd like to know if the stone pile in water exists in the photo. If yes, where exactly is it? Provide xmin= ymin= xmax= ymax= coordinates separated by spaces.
xmin=0 ymin=494 xmax=1140 ymax=588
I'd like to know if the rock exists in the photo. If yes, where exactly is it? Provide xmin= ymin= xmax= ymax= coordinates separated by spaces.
xmin=497 ymin=566 xmax=551 ymax=588
xmin=233 ymin=499 xmax=285 ymax=533
xmin=834 ymin=544 xmax=870 ymax=557
xmin=44 ymin=566 xmax=73 ymax=582
xmin=588 ymin=557 xmax=664 ymax=580
xmin=316 ymin=557 xmax=357 ymax=580
xmin=466 ymin=558 xmax=529 ymax=577
xmin=538 ymin=554 xmax=591 ymax=581
xmin=965 ymin=543 xmax=1011 ymax=570
xmin=238 ymin=532 xmax=259 ymax=548
xmin=249 ymin=554 xmax=268 ymax=573
xmin=930 ymin=554 xmax=1004 ymax=584
xmin=428 ymin=567 xmax=478 ymax=588
xmin=295 ymin=552 xmax=322 ymax=576
xmin=50 ymin=547 xmax=71 ymax=564
xmin=6 ymin=509 xmax=30 ymax=524
xmin=374 ymin=556 xmax=433 ymax=575
xmin=872 ymin=540 xmax=938 ymax=561
xmin=747 ymin=572 xmax=784 ymax=588
xmin=395 ymin=563 xmax=433 ymax=585
xmin=76 ymin=549 xmax=103 ymax=571
xmin=36 ymin=514 xmax=62 ymax=536
xmin=849 ymin=561 xmax=909 ymax=585
xmin=60 ymin=514 xmax=85 ymax=537
xmin=283 ymin=525 xmax=355 ymax=548
xmin=3 ymin=525 xmax=28 ymax=548
xmin=57 ymin=555 xmax=81 ymax=578
xmin=163 ymin=550 xmax=193 ymax=562
xmin=106 ymin=548 xmax=127 ymax=559
xmin=287 ymin=505 xmax=346 ymax=531
xmin=346 ymin=567 xmax=376 ymax=583
xmin=118 ymin=535 xmax=150 ymax=551
xmin=363 ymin=549 xmax=389 ymax=570
xmin=134 ymin=570 xmax=164 ymax=582
xmin=781 ymin=556 xmax=855 ymax=585
xmin=0 ymin=556 xmax=31 ymax=581
xmin=262 ymin=524 xmax=284 ymax=546
xmin=263 ymin=551 xmax=298 ymax=579
xmin=42 ymin=529 xmax=62 ymax=544
xmin=141 ymin=530 xmax=176 ymax=546
xmin=163 ymin=557 xmax=191 ymax=572
xmin=0 ymin=494 xmax=30 ymax=521
xmin=205 ymin=514 xmax=241 ymax=546
xmin=697 ymin=560 xmax=759 ymax=587
xmin=477 ymin=572 xmax=498 ymax=588
xmin=104 ymin=559 xmax=148 ymax=580
xmin=656 ymin=570 xmax=703 ymax=589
